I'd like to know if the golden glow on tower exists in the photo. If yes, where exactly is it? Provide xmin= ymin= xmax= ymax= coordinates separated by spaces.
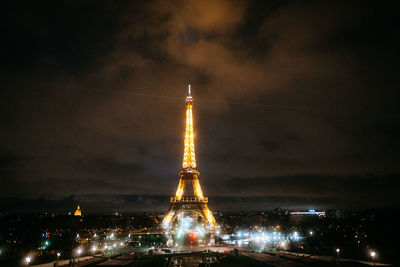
xmin=182 ymin=91 xmax=196 ymax=170
xmin=203 ymin=204 xmax=217 ymax=226
xmin=162 ymin=85 xmax=217 ymax=230
xmin=192 ymin=179 xmax=204 ymax=199
xmin=175 ymin=179 xmax=185 ymax=200
xmin=74 ymin=205 xmax=82 ymax=216
xmin=163 ymin=210 xmax=174 ymax=225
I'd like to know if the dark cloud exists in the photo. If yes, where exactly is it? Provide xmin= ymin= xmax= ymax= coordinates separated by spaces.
xmin=76 ymin=157 xmax=145 ymax=175
xmin=221 ymin=174 xmax=399 ymax=201
xmin=0 ymin=0 xmax=399 ymax=211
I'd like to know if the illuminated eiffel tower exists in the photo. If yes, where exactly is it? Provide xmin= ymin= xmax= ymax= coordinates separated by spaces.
xmin=162 ymin=85 xmax=217 ymax=245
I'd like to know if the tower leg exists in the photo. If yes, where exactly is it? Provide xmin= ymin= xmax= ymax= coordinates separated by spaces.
xmin=167 ymin=235 xmax=173 ymax=247
xmin=209 ymin=233 xmax=215 ymax=246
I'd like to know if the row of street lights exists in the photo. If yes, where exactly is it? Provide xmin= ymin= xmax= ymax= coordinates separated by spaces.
xmin=336 ymin=248 xmax=377 ymax=266
xmin=24 ymin=248 xmax=82 ymax=266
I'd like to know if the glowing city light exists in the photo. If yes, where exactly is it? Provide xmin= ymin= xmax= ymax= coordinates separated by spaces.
xmin=25 ymin=256 xmax=31 ymax=265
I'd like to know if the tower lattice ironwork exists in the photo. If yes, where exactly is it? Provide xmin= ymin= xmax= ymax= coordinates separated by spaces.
xmin=162 ymin=85 xmax=217 ymax=239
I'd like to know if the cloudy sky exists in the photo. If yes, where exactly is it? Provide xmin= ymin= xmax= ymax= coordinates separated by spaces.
xmin=1 ymin=0 xmax=399 ymax=211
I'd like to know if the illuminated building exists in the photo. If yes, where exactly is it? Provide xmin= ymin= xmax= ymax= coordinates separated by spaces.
xmin=74 ymin=205 xmax=82 ymax=216
xmin=162 ymin=85 xmax=217 ymax=245
xmin=290 ymin=210 xmax=326 ymax=216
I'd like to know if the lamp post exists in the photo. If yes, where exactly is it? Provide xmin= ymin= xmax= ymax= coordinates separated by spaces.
xmin=74 ymin=248 xmax=82 ymax=267
xmin=370 ymin=251 xmax=376 ymax=266
xmin=56 ymin=252 xmax=60 ymax=267
xmin=25 ymin=256 xmax=31 ymax=266
xmin=336 ymin=248 xmax=340 ymax=265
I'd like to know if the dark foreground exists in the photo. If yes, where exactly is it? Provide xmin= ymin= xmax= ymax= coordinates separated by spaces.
xmin=2 ymin=249 xmax=393 ymax=267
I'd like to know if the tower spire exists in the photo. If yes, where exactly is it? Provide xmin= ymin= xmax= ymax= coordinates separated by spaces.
xmin=182 ymin=85 xmax=196 ymax=170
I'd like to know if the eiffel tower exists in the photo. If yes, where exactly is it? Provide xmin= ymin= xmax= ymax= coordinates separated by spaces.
xmin=162 ymin=85 xmax=217 ymax=245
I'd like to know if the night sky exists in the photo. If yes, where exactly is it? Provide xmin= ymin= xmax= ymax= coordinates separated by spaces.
xmin=1 ymin=0 xmax=399 ymax=212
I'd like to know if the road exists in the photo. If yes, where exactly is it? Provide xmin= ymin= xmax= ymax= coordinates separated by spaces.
xmin=37 ymin=245 xmax=394 ymax=267
xmin=170 ymin=255 xmax=207 ymax=267
xmin=240 ymin=251 xmax=310 ymax=267
xmin=271 ymin=251 xmax=392 ymax=266
xmin=153 ymin=245 xmax=233 ymax=254
xmin=165 ymin=246 xmax=309 ymax=267
xmin=96 ymin=255 xmax=134 ymax=266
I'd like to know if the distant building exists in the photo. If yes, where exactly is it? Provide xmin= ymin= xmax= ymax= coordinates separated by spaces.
xmin=290 ymin=210 xmax=326 ymax=216
xmin=74 ymin=205 xmax=82 ymax=216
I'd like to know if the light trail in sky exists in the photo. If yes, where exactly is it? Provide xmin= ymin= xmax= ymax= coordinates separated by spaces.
xmin=94 ymin=88 xmax=318 ymax=112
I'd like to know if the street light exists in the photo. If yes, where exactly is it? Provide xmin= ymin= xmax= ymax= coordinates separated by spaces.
xmin=370 ymin=251 xmax=376 ymax=266
xmin=336 ymin=248 xmax=340 ymax=264
xmin=56 ymin=252 xmax=61 ymax=266
xmin=74 ymin=248 xmax=82 ymax=267
xmin=25 ymin=256 xmax=31 ymax=265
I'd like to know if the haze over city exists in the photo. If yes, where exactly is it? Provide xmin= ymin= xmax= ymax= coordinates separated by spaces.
xmin=1 ymin=0 xmax=399 ymax=213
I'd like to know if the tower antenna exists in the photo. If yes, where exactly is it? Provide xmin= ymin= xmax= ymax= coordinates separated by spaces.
xmin=188 ymin=84 xmax=191 ymax=95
